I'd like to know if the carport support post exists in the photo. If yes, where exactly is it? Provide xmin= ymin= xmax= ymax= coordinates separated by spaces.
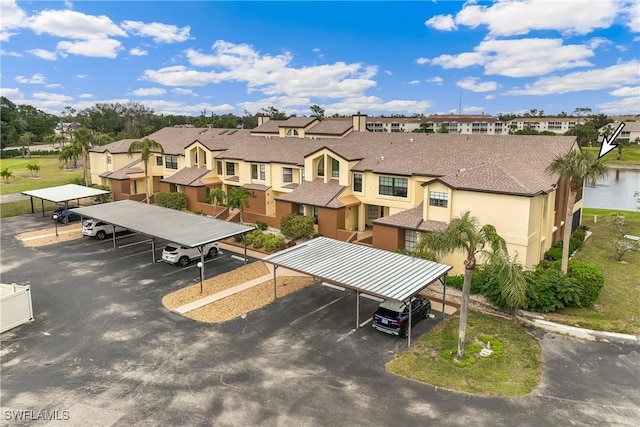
xmin=198 ymin=248 xmax=205 ymax=294
xmin=355 ymin=291 xmax=360 ymax=330
xmin=272 ymin=265 xmax=278 ymax=299
xmin=111 ymin=225 xmax=117 ymax=249
xmin=29 ymin=196 xmax=34 ymax=214
xmin=151 ymin=238 xmax=156 ymax=263
xmin=407 ymin=298 xmax=412 ymax=348
xmin=40 ymin=198 xmax=44 ymax=216
xmin=243 ymin=233 xmax=248 ymax=264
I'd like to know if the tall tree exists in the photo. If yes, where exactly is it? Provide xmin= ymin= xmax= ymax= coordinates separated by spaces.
xmin=546 ymin=150 xmax=608 ymax=273
xmin=207 ymin=188 xmax=226 ymax=210
xmin=226 ymin=186 xmax=252 ymax=223
xmin=309 ymin=104 xmax=325 ymax=120
xmin=127 ymin=138 xmax=164 ymax=204
xmin=19 ymin=132 xmax=36 ymax=158
xmin=415 ymin=211 xmax=521 ymax=361
xmin=73 ymin=127 xmax=96 ymax=186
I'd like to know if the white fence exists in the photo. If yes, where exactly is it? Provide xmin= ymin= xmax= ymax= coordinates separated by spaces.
xmin=1 ymin=283 xmax=34 ymax=333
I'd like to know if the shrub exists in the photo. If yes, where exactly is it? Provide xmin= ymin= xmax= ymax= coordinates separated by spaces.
xmin=446 ymin=275 xmax=464 ymax=290
xmin=280 ymin=213 xmax=314 ymax=239
xmin=234 ymin=234 xmax=244 ymax=243
xmin=0 ymin=149 xmax=22 ymax=159
xmin=544 ymin=246 xmax=563 ymax=261
xmin=566 ymin=260 xmax=605 ymax=306
xmin=251 ymin=232 xmax=267 ymax=249
xmin=245 ymin=229 xmax=263 ymax=246
xmin=264 ymin=235 xmax=285 ymax=252
xmin=256 ymin=221 xmax=268 ymax=231
xmin=526 ymin=267 xmax=581 ymax=312
xmin=155 ymin=192 xmax=187 ymax=210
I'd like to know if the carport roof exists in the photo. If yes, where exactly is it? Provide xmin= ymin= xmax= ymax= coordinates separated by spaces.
xmin=21 ymin=184 xmax=110 ymax=203
xmin=73 ymin=199 xmax=254 ymax=247
xmin=263 ymin=237 xmax=452 ymax=302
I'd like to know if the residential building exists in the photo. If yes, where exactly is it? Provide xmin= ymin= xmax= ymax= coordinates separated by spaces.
xmin=89 ymin=115 xmax=580 ymax=273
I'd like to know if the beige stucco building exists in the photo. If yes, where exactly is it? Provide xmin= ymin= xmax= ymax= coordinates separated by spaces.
xmin=89 ymin=115 xmax=580 ymax=273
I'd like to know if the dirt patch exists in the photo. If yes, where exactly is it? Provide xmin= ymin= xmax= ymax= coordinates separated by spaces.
xmin=17 ymin=224 xmax=83 ymax=247
xmin=162 ymin=261 xmax=315 ymax=323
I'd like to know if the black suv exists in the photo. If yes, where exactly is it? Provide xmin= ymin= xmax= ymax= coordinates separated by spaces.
xmin=372 ymin=295 xmax=431 ymax=337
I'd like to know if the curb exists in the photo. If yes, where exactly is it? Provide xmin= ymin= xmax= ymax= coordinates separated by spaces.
xmin=517 ymin=311 xmax=639 ymax=346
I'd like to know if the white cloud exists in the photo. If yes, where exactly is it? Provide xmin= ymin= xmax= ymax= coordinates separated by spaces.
xmin=26 ymin=91 xmax=74 ymax=110
xmin=79 ymin=93 xmax=93 ymax=99
xmin=609 ymin=86 xmax=639 ymax=97
xmin=27 ymin=49 xmax=60 ymax=60
xmin=461 ymin=105 xmax=485 ymax=114
xmin=27 ymin=9 xmax=126 ymax=40
xmin=408 ymin=80 xmax=420 ymax=85
xmin=15 ymin=74 xmax=46 ymax=84
xmin=0 ymin=87 xmax=22 ymax=100
xmin=426 ymin=76 xmax=443 ymax=84
xmin=1 ymin=0 xmax=26 ymax=41
xmin=129 ymin=47 xmax=148 ymax=56
xmin=0 ymin=49 xmax=21 ymax=57
xmin=120 ymin=20 xmax=190 ymax=43
xmin=77 ymin=74 xmax=88 ymax=79
xmin=456 ymin=77 xmax=497 ymax=92
xmin=506 ymin=61 xmax=640 ymax=95
xmin=45 ymin=83 xmax=61 ymax=88
xmin=57 ymin=38 xmax=122 ymax=58
xmin=625 ymin=0 xmax=640 ymax=32
xmin=485 ymin=94 xmax=496 ymax=100
xmin=429 ymin=38 xmax=595 ymax=77
xmin=384 ymin=70 xmax=392 ymax=76
xmin=416 ymin=57 xmax=429 ymax=65
xmin=144 ymin=41 xmax=379 ymax=100
xmin=596 ymin=96 xmax=640 ymax=115
xmin=452 ymin=0 xmax=619 ymax=36
xmin=131 ymin=87 xmax=166 ymax=96
xmin=425 ymin=14 xmax=457 ymax=31
xmin=172 ymin=88 xmax=197 ymax=96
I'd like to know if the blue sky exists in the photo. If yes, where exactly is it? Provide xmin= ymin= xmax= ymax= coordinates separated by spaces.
xmin=1 ymin=0 xmax=638 ymax=117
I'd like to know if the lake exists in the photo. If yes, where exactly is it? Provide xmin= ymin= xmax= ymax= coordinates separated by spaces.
xmin=583 ymin=169 xmax=640 ymax=211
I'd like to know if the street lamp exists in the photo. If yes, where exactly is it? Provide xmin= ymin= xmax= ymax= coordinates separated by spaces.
xmin=52 ymin=214 xmax=59 ymax=237
xmin=197 ymin=261 xmax=204 ymax=294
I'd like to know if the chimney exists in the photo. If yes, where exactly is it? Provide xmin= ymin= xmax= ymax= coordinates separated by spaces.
xmin=352 ymin=112 xmax=367 ymax=133
xmin=257 ymin=115 xmax=270 ymax=126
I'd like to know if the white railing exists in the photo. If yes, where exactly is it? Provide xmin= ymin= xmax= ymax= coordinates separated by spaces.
xmin=1 ymin=283 xmax=34 ymax=333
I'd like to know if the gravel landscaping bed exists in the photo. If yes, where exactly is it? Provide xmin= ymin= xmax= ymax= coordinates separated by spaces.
xmin=17 ymin=224 xmax=82 ymax=247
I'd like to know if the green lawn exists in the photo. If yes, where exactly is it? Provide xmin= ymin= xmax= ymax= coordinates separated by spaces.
xmin=0 ymin=156 xmax=83 ymax=195
xmin=545 ymin=208 xmax=640 ymax=334
xmin=386 ymin=312 xmax=542 ymax=396
xmin=583 ymin=145 xmax=640 ymax=166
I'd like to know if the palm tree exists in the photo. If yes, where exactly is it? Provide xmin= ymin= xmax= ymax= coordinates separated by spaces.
xmin=546 ymin=149 xmax=608 ymax=274
xmin=416 ymin=211 xmax=522 ymax=361
xmin=1 ymin=168 xmax=13 ymax=183
xmin=207 ymin=188 xmax=226 ymax=211
xmin=127 ymin=138 xmax=164 ymax=204
xmin=73 ymin=127 xmax=95 ymax=186
xmin=226 ymin=186 xmax=252 ymax=223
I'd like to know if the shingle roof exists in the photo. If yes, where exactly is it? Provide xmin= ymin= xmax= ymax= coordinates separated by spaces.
xmin=161 ymin=166 xmax=210 ymax=186
xmin=275 ymin=178 xmax=347 ymax=208
xmin=251 ymin=120 xmax=283 ymax=134
xmin=373 ymin=203 xmax=447 ymax=232
xmin=244 ymin=183 xmax=271 ymax=191
xmin=280 ymin=117 xmax=318 ymax=128
xmin=102 ymin=158 xmax=143 ymax=180
xmin=90 ymin=139 xmax=138 ymax=154
xmin=306 ymin=120 xmax=353 ymax=136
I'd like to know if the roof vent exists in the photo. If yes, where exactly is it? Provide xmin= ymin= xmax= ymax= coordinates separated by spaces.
xmin=380 ymin=155 xmax=385 ymax=161
xmin=458 ymin=168 xmax=466 ymax=173
xmin=409 ymin=138 xmax=414 ymax=142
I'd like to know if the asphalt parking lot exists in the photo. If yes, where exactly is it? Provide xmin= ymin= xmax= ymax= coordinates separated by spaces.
xmin=1 ymin=213 xmax=639 ymax=426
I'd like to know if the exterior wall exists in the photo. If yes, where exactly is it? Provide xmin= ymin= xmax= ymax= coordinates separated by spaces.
xmin=247 ymin=188 xmax=267 ymax=215
xmin=304 ymin=149 xmax=349 ymax=186
xmin=184 ymin=186 xmax=207 ymax=212
xmin=423 ymin=181 xmax=452 ymax=223
xmin=317 ymin=207 xmax=346 ymax=239
xmin=275 ymin=200 xmax=299 ymax=221
xmin=372 ymin=224 xmax=403 ymax=250
xmin=111 ymin=179 xmax=130 ymax=201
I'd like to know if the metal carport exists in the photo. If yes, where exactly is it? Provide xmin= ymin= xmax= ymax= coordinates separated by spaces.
xmin=73 ymin=200 xmax=255 ymax=279
xmin=263 ymin=237 xmax=452 ymax=347
xmin=21 ymin=184 xmax=110 ymax=219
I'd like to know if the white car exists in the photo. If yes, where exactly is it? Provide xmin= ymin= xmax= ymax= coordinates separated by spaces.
xmin=161 ymin=242 xmax=220 ymax=266
xmin=82 ymin=219 xmax=128 ymax=240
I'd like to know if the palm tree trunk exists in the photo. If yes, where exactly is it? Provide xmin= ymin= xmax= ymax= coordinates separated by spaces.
xmin=144 ymin=161 xmax=150 ymax=204
xmin=561 ymin=190 xmax=576 ymax=274
xmin=456 ymin=266 xmax=473 ymax=360
xmin=83 ymin=148 xmax=89 ymax=186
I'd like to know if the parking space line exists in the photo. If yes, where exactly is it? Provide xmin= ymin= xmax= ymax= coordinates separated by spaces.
xmin=359 ymin=317 xmax=373 ymax=327
xmin=291 ymin=295 xmax=347 ymax=324
xmin=118 ymin=239 xmax=154 ymax=249
xmin=119 ymin=249 xmax=155 ymax=260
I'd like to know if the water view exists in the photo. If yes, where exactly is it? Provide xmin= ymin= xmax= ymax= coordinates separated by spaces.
xmin=583 ymin=169 xmax=640 ymax=211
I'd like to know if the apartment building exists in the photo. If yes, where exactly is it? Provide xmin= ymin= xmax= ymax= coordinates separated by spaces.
xmin=89 ymin=115 xmax=580 ymax=272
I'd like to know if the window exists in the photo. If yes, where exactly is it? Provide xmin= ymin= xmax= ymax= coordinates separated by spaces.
xmin=216 ymin=161 xmax=223 ymax=175
xmin=429 ymin=191 xmax=448 ymax=208
xmin=283 ymin=168 xmax=293 ymax=183
xmin=156 ymin=156 xmax=163 ymax=166
xmin=317 ymin=157 xmax=324 ymax=177
xmin=286 ymin=129 xmax=299 ymax=137
xmin=331 ymin=158 xmax=339 ymax=178
xmin=165 ymin=156 xmax=178 ymax=170
xmin=260 ymin=164 xmax=265 ymax=180
xmin=251 ymin=164 xmax=258 ymax=180
xmin=226 ymin=162 xmax=236 ymax=176
xmin=312 ymin=206 xmax=319 ymax=224
xmin=366 ymin=122 xmax=384 ymax=132
xmin=405 ymin=230 xmax=418 ymax=252
xmin=367 ymin=205 xmax=382 ymax=219
xmin=379 ymin=176 xmax=408 ymax=197
xmin=106 ymin=155 xmax=111 ymax=165
xmin=301 ymin=168 xmax=305 ymax=182
xmin=353 ymin=173 xmax=362 ymax=192
xmin=548 ymin=121 xmax=563 ymax=130
xmin=391 ymin=123 xmax=401 ymax=132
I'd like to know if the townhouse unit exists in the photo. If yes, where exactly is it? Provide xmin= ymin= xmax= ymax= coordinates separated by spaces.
xmin=416 ymin=114 xmax=589 ymax=135
xmin=89 ymin=115 xmax=581 ymax=272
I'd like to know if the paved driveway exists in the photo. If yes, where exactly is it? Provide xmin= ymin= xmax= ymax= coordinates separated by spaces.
xmin=1 ymin=214 xmax=639 ymax=426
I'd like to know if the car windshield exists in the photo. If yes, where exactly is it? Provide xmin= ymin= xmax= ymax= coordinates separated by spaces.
xmin=164 ymin=245 xmax=178 ymax=252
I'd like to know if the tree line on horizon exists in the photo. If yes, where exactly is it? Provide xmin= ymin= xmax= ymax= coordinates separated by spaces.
xmin=1 ymin=96 xmax=636 ymax=151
